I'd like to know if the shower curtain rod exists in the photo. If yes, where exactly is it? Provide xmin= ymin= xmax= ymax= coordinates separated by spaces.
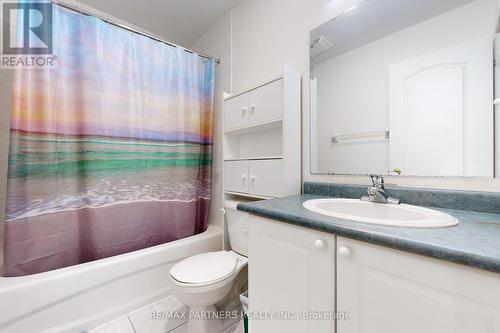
xmin=52 ymin=1 xmax=221 ymax=64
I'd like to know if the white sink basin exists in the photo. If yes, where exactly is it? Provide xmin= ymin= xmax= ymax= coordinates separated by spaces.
xmin=303 ymin=198 xmax=459 ymax=228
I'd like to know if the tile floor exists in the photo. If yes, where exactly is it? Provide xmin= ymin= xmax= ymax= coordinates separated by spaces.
xmin=89 ymin=267 xmax=247 ymax=333
xmin=88 ymin=295 xmax=244 ymax=333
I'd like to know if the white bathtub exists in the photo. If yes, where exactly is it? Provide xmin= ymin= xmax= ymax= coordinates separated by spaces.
xmin=0 ymin=225 xmax=222 ymax=333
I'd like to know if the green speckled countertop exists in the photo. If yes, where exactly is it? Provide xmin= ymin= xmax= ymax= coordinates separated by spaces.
xmin=238 ymin=183 xmax=500 ymax=274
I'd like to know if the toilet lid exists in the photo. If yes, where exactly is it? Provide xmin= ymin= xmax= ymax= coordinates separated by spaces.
xmin=170 ymin=251 xmax=237 ymax=285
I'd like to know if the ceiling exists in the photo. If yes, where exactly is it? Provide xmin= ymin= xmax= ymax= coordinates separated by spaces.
xmin=311 ymin=0 xmax=476 ymax=64
xmin=77 ymin=0 xmax=241 ymax=47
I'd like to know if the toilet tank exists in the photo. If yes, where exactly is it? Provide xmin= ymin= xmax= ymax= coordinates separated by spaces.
xmin=224 ymin=200 xmax=250 ymax=256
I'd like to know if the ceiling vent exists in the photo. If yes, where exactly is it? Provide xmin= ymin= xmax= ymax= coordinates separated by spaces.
xmin=310 ymin=36 xmax=333 ymax=57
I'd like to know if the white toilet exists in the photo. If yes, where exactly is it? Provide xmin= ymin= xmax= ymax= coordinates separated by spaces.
xmin=170 ymin=200 xmax=249 ymax=333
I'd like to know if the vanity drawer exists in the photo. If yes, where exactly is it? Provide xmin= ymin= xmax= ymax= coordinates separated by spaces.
xmin=224 ymin=160 xmax=249 ymax=193
xmin=224 ymin=94 xmax=249 ymax=131
xmin=249 ymin=159 xmax=283 ymax=197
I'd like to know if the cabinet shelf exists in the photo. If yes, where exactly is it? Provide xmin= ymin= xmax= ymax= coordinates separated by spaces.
xmin=224 ymin=191 xmax=275 ymax=200
xmin=224 ymin=156 xmax=283 ymax=161
xmin=224 ymin=119 xmax=282 ymax=135
xmin=224 ymin=76 xmax=283 ymax=101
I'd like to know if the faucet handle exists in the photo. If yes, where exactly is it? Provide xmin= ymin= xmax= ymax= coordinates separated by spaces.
xmin=369 ymin=174 xmax=384 ymax=187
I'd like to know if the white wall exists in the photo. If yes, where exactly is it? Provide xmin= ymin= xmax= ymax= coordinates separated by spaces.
xmin=201 ymin=0 xmax=500 ymax=192
xmin=314 ymin=0 xmax=496 ymax=175
xmin=191 ymin=14 xmax=232 ymax=227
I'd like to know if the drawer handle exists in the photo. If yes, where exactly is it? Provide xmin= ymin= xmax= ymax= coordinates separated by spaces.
xmin=314 ymin=239 xmax=327 ymax=249
xmin=338 ymin=246 xmax=352 ymax=257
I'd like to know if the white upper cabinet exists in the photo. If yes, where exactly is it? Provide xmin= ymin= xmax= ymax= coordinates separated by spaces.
xmin=224 ymin=79 xmax=283 ymax=132
xmin=224 ymin=93 xmax=250 ymax=131
xmin=248 ymin=79 xmax=283 ymax=125
xmin=337 ymin=237 xmax=500 ymax=333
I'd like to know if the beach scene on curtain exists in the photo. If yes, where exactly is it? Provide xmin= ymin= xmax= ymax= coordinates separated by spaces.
xmin=4 ymin=6 xmax=215 ymax=276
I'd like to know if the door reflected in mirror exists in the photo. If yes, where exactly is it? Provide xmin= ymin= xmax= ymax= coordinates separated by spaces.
xmin=310 ymin=0 xmax=498 ymax=177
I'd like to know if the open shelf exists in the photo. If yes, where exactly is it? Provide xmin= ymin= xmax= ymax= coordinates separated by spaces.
xmin=224 ymin=127 xmax=283 ymax=160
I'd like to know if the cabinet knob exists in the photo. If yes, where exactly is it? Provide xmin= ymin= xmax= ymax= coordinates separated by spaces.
xmin=250 ymin=175 xmax=256 ymax=183
xmin=242 ymin=175 xmax=247 ymax=182
xmin=338 ymin=246 xmax=352 ymax=257
xmin=242 ymin=228 xmax=249 ymax=235
xmin=314 ymin=239 xmax=327 ymax=249
xmin=242 ymin=107 xmax=247 ymax=115
xmin=250 ymin=104 xmax=256 ymax=114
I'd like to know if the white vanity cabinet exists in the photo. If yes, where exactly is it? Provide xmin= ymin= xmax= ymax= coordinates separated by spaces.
xmin=337 ymin=237 xmax=500 ymax=333
xmin=248 ymin=215 xmax=500 ymax=333
xmin=248 ymin=215 xmax=336 ymax=333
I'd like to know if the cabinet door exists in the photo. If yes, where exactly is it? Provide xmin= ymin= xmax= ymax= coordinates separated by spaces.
xmin=248 ymin=159 xmax=283 ymax=197
xmin=249 ymin=215 xmax=335 ymax=333
xmin=337 ymin=237 xmax=500 ymax=333
xmin=224 ymin=93 xmax=249 ymax=131
xmin=224 ymin=160 xmax=249 ymax=193
xmin=248 ymin=79 xmax=283 ymax=125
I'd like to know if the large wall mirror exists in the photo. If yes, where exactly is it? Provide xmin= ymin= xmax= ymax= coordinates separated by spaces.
xmin=310 ymin=0 xmax=499 ymax=177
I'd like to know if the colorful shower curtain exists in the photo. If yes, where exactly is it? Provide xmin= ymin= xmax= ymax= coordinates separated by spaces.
xmin=4 ymin=6 xmax=215 ymax=276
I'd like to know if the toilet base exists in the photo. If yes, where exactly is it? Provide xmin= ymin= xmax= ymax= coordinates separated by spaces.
xmin=187 ymin=304 xmax=223 ymax=333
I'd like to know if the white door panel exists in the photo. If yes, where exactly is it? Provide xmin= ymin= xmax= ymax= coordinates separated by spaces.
xmin=389 ymin=37 xmax=493 ymax=176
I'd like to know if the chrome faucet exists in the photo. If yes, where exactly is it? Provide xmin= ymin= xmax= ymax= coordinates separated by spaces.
xmin=361 ymin=175 xmax=400 ymax=205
